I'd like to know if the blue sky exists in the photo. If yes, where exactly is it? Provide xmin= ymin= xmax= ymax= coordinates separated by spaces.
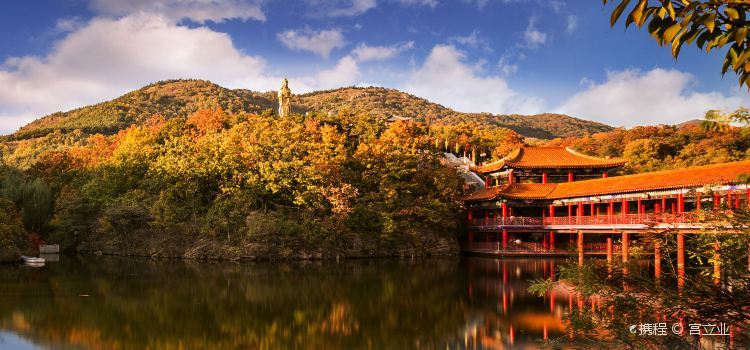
xmin=0 ymin=0 xmax=747 ymax=134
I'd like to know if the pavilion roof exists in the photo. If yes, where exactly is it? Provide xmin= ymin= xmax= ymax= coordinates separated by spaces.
xmin=464 ymin=160 xmax=750 ymax=202
xmin=471 ymin=147 xmax=627 ymax=174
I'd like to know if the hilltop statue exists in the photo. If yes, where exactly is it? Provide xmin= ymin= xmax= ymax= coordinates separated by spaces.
xmin=278 ymin=78 xmax=292 ymax=117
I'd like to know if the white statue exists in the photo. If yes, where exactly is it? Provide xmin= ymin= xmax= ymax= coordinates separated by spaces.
xmin=278 ymin=78 xmax=292 ymax=117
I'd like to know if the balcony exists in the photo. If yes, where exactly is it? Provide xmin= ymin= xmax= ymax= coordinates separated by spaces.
xmin=468 ymin=212 xmax=699 ymax=230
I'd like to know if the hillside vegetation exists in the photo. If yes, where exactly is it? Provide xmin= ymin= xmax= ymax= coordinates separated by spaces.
xmin=8 ymin=80 xmax=612 ymax=142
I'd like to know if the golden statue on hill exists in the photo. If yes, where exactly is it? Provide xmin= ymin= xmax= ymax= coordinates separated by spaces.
xmin=278 ymin=78 xmax=292 ymax=117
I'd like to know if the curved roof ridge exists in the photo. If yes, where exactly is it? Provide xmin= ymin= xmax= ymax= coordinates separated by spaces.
xmin=564 ymin=147 xmax=627 ymax=163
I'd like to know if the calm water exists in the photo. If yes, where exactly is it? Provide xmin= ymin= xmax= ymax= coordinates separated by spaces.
xmin=0 ymin=255 xmax=587 ymax=349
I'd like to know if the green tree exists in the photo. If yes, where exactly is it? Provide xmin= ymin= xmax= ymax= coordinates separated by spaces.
xmin=604 ymin=0 xmax=750 ymax=87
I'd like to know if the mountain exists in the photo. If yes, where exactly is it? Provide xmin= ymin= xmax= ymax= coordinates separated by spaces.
xmin=7 ymin=80 xmax=613 ymax=141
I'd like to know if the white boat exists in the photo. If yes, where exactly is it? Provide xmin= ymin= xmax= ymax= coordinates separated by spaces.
xmin=21 ymin=256 xmax=45 ymax=266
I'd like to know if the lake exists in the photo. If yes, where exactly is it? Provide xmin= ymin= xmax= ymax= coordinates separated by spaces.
xmin=0 ymin=255 xmax=741 ymax=349
xmin=0 ymin=255 xmax=573 ymax=349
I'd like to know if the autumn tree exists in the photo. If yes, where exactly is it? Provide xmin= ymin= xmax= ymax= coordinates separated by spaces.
xmin=605 ymin=0 xmax=750 ymax=87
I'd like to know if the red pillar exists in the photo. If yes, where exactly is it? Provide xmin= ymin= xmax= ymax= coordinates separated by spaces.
xmin=622 ymin=231 xmax=629 ymax=264
xmin=549 ymin=204 xmax=555 ymax=218
xmin=654 ymin=240 xmax=661 ymax=279
xmin=696 ymin=192 xmax=701 ymax=211
xmin=577 ymin=230 xmax=584 ymax=266
xmin=661 ymin=197 xmax=667 ymax=214
xmin=606 ymin=237 xmax=613 ymax=267
xmin=542 ymin=171 xmax=548 ymax=184
xmin=637 ymin=198 xmax=642 ymax=218
xmin=508 ymin=170 xmax=514 ymax=185
xmin=677 ymin=232 xmax=685 ymax=289
xmin=568 ymin=172 xmax=574 ymax=182
xmin=608 ymin=200 xmax=614 ymax=218
xmin=714 ymin=194 xmax=721 ymax=209
xmin=678 ymin=192 xmax=684 ymax=213
xmin=602 ymin=171 xmax=608 ymax=178
xmin=655 ymin=203 xmax=661 ymax=214
xmin=549 ymin=231 xmax=555 ymax=251
xmin=713 ymin=241 xmax=721 ymax=285
xmin=502 ymin=229 xmax=508 ymax=250
xmin=622 ymin=198 xmax=628 ymax=216
xmin=502 ymin=203 xmax=508 ymax=219
xmin=590 ymin=202 xmax=595 ymax=217
xmin=577 ymin=201 xmax=583 ymax=223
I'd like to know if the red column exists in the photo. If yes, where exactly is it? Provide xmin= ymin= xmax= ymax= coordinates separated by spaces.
xmin=590 ymin=202 xmax=595 ymax=217
xmin=542 ymin=171 xmax=548 ymax=184
xmin=713 ymin=241 xmax=721 ymax=285
xmin=549 ymin=231 xmax=555 ymax=251
xmin=502 ymin=203 xmax=508 ymax=219
xmin=727 ymin=191 xmax=733 ymax=209
xmin=608 ymin=200 xmax=614 ymax=218
xmin=577 ymin=230 xmax=584 ymax=266
xmin=622 ymin=231 xmax=629 ymax=263
xmin=678 ymin=192 xmax=684 ymax=213
xmin=508 ymin=170 xmax=514 ymax=185
xmin=577 ymin=201 xmax=583 ymax=223
xmin=602 ymin=171 xmax=608 ymax=178
xmin=502 ymin=229 xmax=508 ymax=250
xmin=543 ymin=233 xmax=548 ymax=250
xmin=637 ymin=198 xmax=642 ymax=218
xmin=662 ymin=197 xmax=667 ymax=214
xmin=654 ymin=240 xmax=661 ymax=279
xmin=677 ymin=232 xmax=685 ymax=289
xmin=484 ymin=176 xmax=489 ymax=189
xmin=622 ymin=198 xmax=628 ymax=215
xmin=714 ymin=194 xmax=721 ymax=209
xmin=568 ymin=172 xmax=574 ymax=182
xmin=735 ymin=190 xmax=740 ymax=209
xmin=606 ymin=237 xmax=613 ymax=267
xmin=549 ymin=204 xmax=555 ymax=218
xmin=655 ymin=203 xmax=661 ymax=214
xmin=696 ymin=192 xmax=701 ymax=210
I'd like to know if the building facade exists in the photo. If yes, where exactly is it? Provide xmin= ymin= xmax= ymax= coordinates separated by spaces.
xmin=463 ymin=147 xmax=750 ymax=258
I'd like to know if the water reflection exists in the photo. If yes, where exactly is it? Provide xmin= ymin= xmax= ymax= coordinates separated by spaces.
xmin=0 ymin=255 xmax=574 ymax=349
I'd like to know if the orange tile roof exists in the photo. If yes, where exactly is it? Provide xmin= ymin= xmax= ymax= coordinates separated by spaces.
xmin=471 ymin=147 xmax=626 ymax=174
xmin=464 ymin=160 xmax=750 ymax=202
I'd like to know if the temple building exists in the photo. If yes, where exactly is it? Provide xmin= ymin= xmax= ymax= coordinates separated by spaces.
xmin=462 ymin=146 xmax=750 ymax=260
xmin=471 ymin=147 xmax=627 ymax=186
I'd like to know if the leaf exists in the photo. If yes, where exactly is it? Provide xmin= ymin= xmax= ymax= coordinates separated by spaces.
xmin=610 ymin=0 xmax=631 ymax=27
xmin=671 ymin=31 xmax=685 ymax=57
xmin=735 ymin=27 xmax=748 ymax=46
xmin=725 ymin=7 xmax=740 ymax=21
xmin=666 ymin=1 xmax=676 ymax=19
xmin=664 ymin=23 xmax=682 ymax=43
xmin=704 ymin=13 xmax=716 ymax=33
xmin=628 ymin=0 xmax=647 ymax=28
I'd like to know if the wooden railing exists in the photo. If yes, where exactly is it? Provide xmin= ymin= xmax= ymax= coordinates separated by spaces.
xmin=469 ymin=212 xmax=697 ymax=228
xmin=462 ymin=241 xmax=622 ymax=253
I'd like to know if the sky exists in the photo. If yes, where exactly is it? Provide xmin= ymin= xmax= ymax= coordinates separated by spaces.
xmin=0 ymin=0 xmax=748 ymax=134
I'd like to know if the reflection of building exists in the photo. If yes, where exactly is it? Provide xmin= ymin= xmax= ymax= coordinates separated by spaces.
xmin=462 ymin=147 xmax=750 ymax=265
xmin=458 ymin=258 xmax=602 ymax=349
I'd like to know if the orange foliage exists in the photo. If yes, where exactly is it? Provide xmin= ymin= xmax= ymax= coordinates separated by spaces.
xmin=186 ymin=109 xmax=228 ymax=135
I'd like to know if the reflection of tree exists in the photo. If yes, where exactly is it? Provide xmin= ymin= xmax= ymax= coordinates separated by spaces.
xmin=531 ymin=210 xmax=750 ymax=349
xmin=0 ymin=256 xmax=470 ymax=349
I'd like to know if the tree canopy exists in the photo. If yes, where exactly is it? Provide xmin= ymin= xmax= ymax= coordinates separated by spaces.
xmin=604 ymin=0 xmax=750 ymax=88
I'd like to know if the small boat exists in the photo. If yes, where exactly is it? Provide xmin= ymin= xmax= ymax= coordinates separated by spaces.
xmin=21 ymin=256 xmax=45 ymax=266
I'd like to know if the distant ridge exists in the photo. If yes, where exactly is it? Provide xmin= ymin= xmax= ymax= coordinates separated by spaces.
xmin=9 ymin=79 xmax=613 ymax=140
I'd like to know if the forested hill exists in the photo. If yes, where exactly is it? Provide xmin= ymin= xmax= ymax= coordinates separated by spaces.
xmin=8 ymin=80 xmax=612 ymax=141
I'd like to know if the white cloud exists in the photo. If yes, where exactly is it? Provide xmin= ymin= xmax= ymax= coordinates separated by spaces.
xmin=402 ymin=45 xmax=544 ymax=115
xmin=0 ymin=14 xmax=280 ymax=134
xmin=556 ymin=68 xmax=749 ymax=127
xmin=449 ymin=29 xmax=492 ymax=52
xmin=88 ymin=0 xmax=265 ymax=23
xmin=523 ymin=16 xmax=547 ymax=48
xmin=550 ymin=1 xmax=565 ymax=14
xmin=498 ymin=55 xmax=518 ymax=76
xmin=351 ymin=41 xmax=414 ymax=62
xmin=304 ymin=0 xmax=437 ymax=17
xmin=566 ymin=14 xmax=578 ymax=33
xmin=277 ymin=28 xmax=346 ymax=58
xmin=301 ymin=56 xmax=361 ymax=90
